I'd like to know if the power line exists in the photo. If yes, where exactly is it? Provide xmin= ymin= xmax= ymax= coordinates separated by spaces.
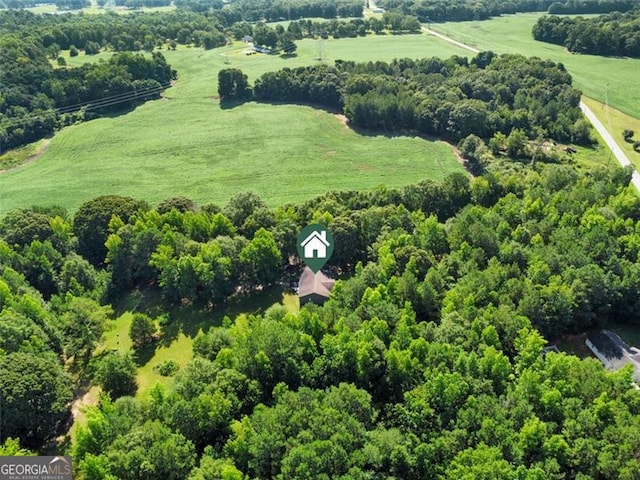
xmin=0 ymin=82 xmax=171 ymax=131
xmin=55 ymin=82 xmax=171 ymax=114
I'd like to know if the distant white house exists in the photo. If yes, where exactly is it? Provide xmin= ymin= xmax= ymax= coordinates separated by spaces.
xmin=372 ymin=7 xmax=384 ymax=13
xmin=301 ymin=230 xmax=330 ymax=259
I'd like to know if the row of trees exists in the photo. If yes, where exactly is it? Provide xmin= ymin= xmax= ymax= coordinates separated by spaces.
xmin=376 ymin=0 xmax=638 ymax=22
xmin=227 ymin=14 xmax=421 ymax=45
xmin=0 ymin=10 xmax=228 ymax=52
xmin=96 ymin=0 xmax=172 ymax=9
xmin=533 ymin=11 xmax=640 ymax=57
xmin=224 ymin=52 xmax=592 ymax=149
xmin=55 ymin=0 xmax=90 ymax=10
xmin=175 ymin=0 xmax=363 ymax=20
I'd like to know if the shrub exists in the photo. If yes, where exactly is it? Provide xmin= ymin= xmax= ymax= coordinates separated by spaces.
xmin=153 ymin=359 xmax=180 ymax=376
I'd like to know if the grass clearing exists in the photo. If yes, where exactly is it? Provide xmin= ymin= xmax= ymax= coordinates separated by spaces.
xmin=97 ymin=286 xmax=300 ymax=398
xmin=430 ymin=13 xmax=640 ymax=120
xmin=0 ymin=35 xmax=467 ymax=215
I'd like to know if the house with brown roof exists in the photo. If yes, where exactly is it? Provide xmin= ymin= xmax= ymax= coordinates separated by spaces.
xmin=298 ymin=267 xmax=335 ymax=306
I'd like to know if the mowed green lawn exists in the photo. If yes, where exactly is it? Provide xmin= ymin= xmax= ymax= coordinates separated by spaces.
xmin=430 ymin=13 xmax=640 ymax=120
xmin=98 ymin=287 xmax=299 ymax=398
xmin=0 ymin=34 xmax=467 ymax=215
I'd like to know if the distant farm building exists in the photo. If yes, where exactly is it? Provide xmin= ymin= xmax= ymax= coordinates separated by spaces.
xmin=586 ymin=330 xmax=640 ymax=382
xmin=242 ymin=35 xmax=253 ymax=43
xmin=298 ymin=267 xmax=335 ymax=306
xmin=372 ymin=7 xmax=384 ymax=13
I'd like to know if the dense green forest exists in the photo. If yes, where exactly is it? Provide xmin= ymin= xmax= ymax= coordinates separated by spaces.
xmin=2 ymin=1 xmax=640 ymax=478
xmin=1 ymin=160 xmax=640 ymax=477
xmin=375 ymin=0 xmax=638 ymax=23
xmin=533 ymin=10 xmax=640 ymax=57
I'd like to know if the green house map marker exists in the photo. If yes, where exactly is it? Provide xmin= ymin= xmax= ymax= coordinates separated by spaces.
xmin=296 ymin=224 xmax=334 ymax=273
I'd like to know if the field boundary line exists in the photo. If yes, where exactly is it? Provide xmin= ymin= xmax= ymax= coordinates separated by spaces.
xmin=421 ymin=26 xmax=480 ymax=53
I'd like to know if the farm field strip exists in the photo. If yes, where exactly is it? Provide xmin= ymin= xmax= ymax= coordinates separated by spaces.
xmin=0 ymin=34 xmax=468 ymax=215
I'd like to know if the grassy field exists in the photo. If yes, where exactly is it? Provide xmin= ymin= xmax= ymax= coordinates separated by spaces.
xmin=0 ymin=34 xmax=466 ymax=215
xmin=430 ymin=13 xmax=640 ymax=120
xmin=98 ymin=286 xmax=299 ymax=398
xmin=24 ymin=2 xmax=175 ymax=14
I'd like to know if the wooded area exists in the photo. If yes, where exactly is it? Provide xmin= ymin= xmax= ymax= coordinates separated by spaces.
xmin=2 ymin=0 xmax=640 ymax=477
xmin=533 ymin=10 xmax=640 ymax=57
xmin=1 ymin=161 xmax=640 ymax=477
xmin=223 ymin=52 xmax=593 ymax=167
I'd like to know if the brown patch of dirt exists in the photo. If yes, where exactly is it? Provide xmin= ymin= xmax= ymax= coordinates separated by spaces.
xmin=334 ymin=113 xmax=349 ymax=127
xmin=449 ymin=144 xmax=467 ymax=166
xmin=71 ymin=386 xmax=100 ymax=421
xmin=0 ymin=139 xmax=51 ymax=175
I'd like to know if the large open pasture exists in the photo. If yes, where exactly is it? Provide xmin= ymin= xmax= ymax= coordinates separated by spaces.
xmin=0 ymin=34 xmax=467 ymax=214
xmin=430 ymin=13 xmax=640 ymax=120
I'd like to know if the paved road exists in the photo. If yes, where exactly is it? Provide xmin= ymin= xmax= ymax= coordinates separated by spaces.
xmin=423 ymin=26 xmax=640 ymax=192
xmin=579 ymin=102 xmax=640 ymax=191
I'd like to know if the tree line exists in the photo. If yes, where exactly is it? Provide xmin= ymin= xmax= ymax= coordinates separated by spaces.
xmin=533 ymin=10 xmax=640 ymax=57
xmin=174 ymin=0 xmax=363 ymax=20
xmin=221 ymin=52 xmax=593 ymax=161
xmin=97 ymin=0 xmax=172 ymax=9
xmin=0 ymin=10 xmax=228 ymax=52
xmin=1 ymin=157 xmax=640 ymax=478
xmin=228 ymin=14 xmax=422 ymax=44
xmin=375 ymin=0 xmax=638 ymax=23
xmin=0 ymin=34 xmax=176 ymax=150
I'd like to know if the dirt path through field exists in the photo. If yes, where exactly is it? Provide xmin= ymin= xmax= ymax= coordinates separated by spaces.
xmin=0 ymin=139 xmax=51 ymax=174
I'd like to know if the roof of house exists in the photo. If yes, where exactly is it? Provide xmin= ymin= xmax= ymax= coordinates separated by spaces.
xmin=298 ymin=266 xmax=335 ymax=299
xmin=587 ymin=329 xmax=640 ymax=377
xmin=301 ymin=230 xmax=330 ymax=248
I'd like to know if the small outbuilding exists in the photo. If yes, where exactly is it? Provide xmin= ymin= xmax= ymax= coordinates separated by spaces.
xmin=242 ymin=35 xmax=253 ymax=43
xmin=298 ymin=267 xmax=335 ymax=306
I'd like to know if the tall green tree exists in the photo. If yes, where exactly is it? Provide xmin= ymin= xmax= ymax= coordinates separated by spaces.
xmin=0 ymin=352 xmax=73 ymax=449
xmin=74 ymin=195 xmax=148 ymax=265
xmin=218 ymin=68 xmax=251 ymax=101
xmin=239 ymin=228 xmax=282 ymax=288
xmin=95 ymin=352 xmax=138 ymax=398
